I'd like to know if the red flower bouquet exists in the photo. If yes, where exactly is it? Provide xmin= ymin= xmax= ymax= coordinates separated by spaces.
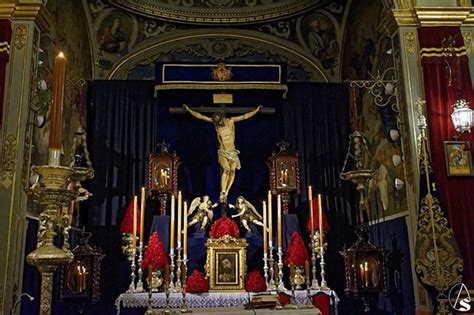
xmin=119 ymin=199 xmax=142 ymax=234
xmin=209 ymin=217 xmax=240 ymax=238
xmin=143 ymin=232 xmax=168 ymax=269
xmin=305 ymin=199 xmax=330 ymax=232
xmin=284 ymin=232 xmax=309 ymax=265
xmin=186 ymin=270 xmax=209 ymax=293
xmin=245 ymin=270 xmax=267 ymax=292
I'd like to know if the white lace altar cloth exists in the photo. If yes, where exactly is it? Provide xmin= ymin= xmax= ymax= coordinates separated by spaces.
xmin=115 ymin=290 xmax=338 ymax=314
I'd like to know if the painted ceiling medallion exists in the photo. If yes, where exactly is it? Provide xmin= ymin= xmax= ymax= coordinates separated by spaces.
xmin=112 ymin=0 xmax=323 ymax=24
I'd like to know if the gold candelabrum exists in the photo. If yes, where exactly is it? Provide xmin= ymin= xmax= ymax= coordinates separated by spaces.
xmin=310 ymin=233 xmax=319 ymax=289
xmin=267 ymin=240 xmax=276 ymax=291
xmin=121 ymin=233 xmax=138 ymax=292
xmin=26 ymin=164 xmax=91 ymax=315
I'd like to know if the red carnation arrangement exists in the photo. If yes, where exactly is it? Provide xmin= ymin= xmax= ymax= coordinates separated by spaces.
xmin=306 ymin=199 xmax=330 ymax=232
xmin=245 ymin=270 xmax=266 ymax=292
xmin=186 ymin=270 xmax=209 ymax=293
xmin=119 ymin=199 xmax=142 ymax=234
xmin=209 ymin=217 xmax=240 ymax=238
xmin=143 ymin=232 xmax=168 ymax=269
xmin=284 ymin=232 xmax=309 ymax=265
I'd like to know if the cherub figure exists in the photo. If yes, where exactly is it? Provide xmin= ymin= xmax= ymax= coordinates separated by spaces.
xmin=185 ymin=195 xmax=217 ymax=231
xmin=230 ymin=196 xmax=267 ymax=233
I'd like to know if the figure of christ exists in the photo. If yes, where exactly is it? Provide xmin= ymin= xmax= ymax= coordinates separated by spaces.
xmin=183 ymin=104 xmax=263 ymax=201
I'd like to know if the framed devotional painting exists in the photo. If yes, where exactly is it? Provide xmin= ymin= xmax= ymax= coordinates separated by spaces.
xmin=444 ymin=141 xmax=474 ymax=177
xmin=205 ymin=238 xmax=247 ymax=292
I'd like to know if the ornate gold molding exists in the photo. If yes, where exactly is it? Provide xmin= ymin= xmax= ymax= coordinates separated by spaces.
xmin=462 ymin=30 xmax=472 ymax=55
xmin=0 ymin=2 xmax=53 ymax=32
xmin=404 ymin=31 xmax=417 ymax=54
xmin=13 ymin=24 xmax=27 ymax=50
xmin=415 ymin=7 xmax=471 ymax=26
xmin=393 ymin=7 xmax=474 ymax=26
xmin=393 ymin=9 xmax=418 ymax=26
xmin=0 ymin=134 xmax=17 ymax=188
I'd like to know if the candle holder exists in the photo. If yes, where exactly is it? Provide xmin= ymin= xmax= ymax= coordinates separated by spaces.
xmin=267 ymin=241 xmax=277 ymax=291
xmin=136 ymin=240 xmax=144 ymax=292
xmin=127 ymin=248 xmax=137 ymax=293
xmin=284 ymin=265 xmax=298 ymax=309
xmin=181 ymin=256 xmax=191 ymax=313
xmin=263 ymin=252 xmax=269 ymax=288
xmin=175 ymin=243 xmax=183 ymax=292
xmin=277 ymin=246 xmax=285 ymax=291
xmin=164 ymin=281 xmax=172 ymax=314
xmin=305 ymin=269 xmax=314 ymax=308
xmin=319 ymin=238 xmax=328 ymax=290
xmin=146 ymin=280 xmax=154 ymax=315
xmin=26 ymin=165 xmax=78 ymax=315
xmin=310 ymin=233 xmax=320 ymax=289
xmin=121 ymin=233 xmax=138 ymax=293
xmin=169 ymin=248 xmax=176 ymax=292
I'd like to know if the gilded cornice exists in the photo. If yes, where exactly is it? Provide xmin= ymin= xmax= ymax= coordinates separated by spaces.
xmin=393 ymin=9 xmax=418 ymax=26
xmin=393 ymin=7 xmax=474 ymax=27
xmin=415 ymin=7 xmax=471 ymax=26
xmin=0 ymin=2 xmax=53 ymax=32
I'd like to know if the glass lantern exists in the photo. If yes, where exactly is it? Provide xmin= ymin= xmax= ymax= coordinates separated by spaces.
xmin=451 ymin=99 xmax=473 ymax=133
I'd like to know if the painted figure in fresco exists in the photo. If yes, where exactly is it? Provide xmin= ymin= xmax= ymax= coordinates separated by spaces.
xmin=183 ymin=105 xmax=262 ymax=201
xmin=98 ymin=17 xmax=126 ymax=54
xmin=185 ymin=195 xmax=218 ymax=231
xmin=307 ymin=19 xmax=339 ymax=70
xmin=230 ymin=196 xmax=267 ymax=233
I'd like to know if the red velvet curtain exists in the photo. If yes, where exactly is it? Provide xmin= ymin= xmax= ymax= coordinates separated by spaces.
xmin=418 ymin=27 xmax=474 ymax=287
xmin=0 ymin=20 xmax=12 ymax=129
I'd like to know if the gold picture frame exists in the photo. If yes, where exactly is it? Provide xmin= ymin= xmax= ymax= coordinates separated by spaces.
xmin=206 ymin=236 xmax=247 ymax=292
xmin=444 ymin=141 xmax=474 ymax=177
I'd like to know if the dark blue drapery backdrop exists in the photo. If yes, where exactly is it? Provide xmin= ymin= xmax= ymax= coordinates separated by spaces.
xmin=19 ymin=80 xmax=355 ymax=315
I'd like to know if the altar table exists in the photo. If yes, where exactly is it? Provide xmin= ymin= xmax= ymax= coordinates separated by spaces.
xmin=115 ymin=290 xmax=338 ymax=315
xmin=143 ymin=307 xmax=321 ymax=315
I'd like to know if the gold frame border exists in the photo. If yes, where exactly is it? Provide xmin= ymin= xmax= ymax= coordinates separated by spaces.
xmin=206 ymin=237 xmax=246 ymax=292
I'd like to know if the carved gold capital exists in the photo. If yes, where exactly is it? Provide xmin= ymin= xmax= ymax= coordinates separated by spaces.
xmin=0 ymin=1 xmax=53 ymax=32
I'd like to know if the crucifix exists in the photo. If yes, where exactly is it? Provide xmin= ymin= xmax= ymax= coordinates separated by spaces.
xmin=169 ymin=94 xmax=275 ymax=205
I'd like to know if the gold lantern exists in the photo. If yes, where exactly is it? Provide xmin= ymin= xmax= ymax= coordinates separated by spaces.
xmin=268 ymin=141 xmax=300 ymax=214
xmin=148 ymin=142 xmax=181 ymax=215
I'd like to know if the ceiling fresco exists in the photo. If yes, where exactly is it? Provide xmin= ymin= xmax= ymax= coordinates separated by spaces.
xmin=84 ymin=0 xmax=351 ymax=81
xmin=111 ymin=0 xmax=326 ymax=24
